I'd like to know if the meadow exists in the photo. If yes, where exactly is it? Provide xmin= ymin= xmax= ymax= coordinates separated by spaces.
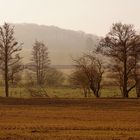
xmin=0 ymin=98 xmax=139 ymax=140
xmin=0 ymin=86 xmax=137 ymax=98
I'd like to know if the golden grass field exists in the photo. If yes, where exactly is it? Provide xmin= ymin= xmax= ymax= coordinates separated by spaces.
xmin=0 ymin=98 xmax=139 ymax=140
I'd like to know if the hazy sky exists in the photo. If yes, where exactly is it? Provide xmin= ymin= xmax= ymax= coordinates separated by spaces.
xmin=0 ymin=0 xmax=140 ymax=36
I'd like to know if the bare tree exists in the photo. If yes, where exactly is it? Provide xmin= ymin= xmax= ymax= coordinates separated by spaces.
xmin=69 ymin=70 xmax=90 ymax=98
xmin=0 ymin=23 xmax=22 ymax=97
xmin=31 ymin=41 xmax=50 ymax=86
xmin=46 ymin=68 xmax=65 ymax=87
xmin=74 ymin=52 xmax=104 ymax=98
xmin=99 ymin=23 xmax=140 ymax=98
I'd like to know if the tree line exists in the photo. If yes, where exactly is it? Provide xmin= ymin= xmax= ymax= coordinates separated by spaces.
xmin=71 ymin=23 xmax=140 ymax=98
xmin=0 ymin=23 xmax=64 ymax=97
xmin=0 ymin=22 xmax=140 ymax=98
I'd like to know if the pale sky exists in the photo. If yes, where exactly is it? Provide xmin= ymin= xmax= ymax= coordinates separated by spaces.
xmin=0 ymin=0 xmax=140 ymax=36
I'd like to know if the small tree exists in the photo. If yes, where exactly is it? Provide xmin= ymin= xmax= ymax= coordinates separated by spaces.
xmin=0 ymin=23 xmax=22 ymax=97
xmin=31 ymin=41 xmax=50 ymax=86
xmin=74 ymin=52 xmax=104 ymax=98
xmin=99 ymin=23 xmax=140 ymax=98
xmin=46 ymin=68 xmax=65 ymax=87
xmin=69 ymin=70 xmax=90 ymax=98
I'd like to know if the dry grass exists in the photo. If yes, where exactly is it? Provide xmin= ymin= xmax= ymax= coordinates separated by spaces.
xmin=0 ymin=98 xmax=139 ymax=140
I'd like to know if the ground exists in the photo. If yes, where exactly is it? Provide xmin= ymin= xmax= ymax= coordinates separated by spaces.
xmin=0 ymin=98 xmax=139 ymax=140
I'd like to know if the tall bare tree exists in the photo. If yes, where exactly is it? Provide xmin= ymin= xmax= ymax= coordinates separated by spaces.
xmin=99 ymin=23 xmax=140 ymax=98
xmin=74 ymin=53 xmax=104 ymax=98
xmin=31 ymin=41 xmax=50 ymax=86
xmin=0 ymin=23 xmax=22 ymax=97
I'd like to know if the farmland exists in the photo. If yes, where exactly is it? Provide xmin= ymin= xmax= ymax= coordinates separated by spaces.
xmin=0 ymin=98 xmax=139 ymax=140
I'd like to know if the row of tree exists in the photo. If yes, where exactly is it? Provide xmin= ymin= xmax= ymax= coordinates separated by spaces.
xmin=71 ymin=23 xmax=140 ymax=98
xmin=0 ymin=23 xmax=65 ymax=97
xmin=0 ymin=22 xmax=140 ymax=98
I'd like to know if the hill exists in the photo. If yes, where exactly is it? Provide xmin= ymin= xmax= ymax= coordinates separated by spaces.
xmin=13 ymin=23 xmax=99 ymax=65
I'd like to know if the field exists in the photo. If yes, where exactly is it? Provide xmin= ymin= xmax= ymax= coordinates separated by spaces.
xmin=0 ymin=98 xmax=139 ymax=140
xmin=0 ymin=86 xmax=137 ymax=98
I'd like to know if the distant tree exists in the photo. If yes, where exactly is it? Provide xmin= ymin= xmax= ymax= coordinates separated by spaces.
xmin=24 ymin=71 xmax=36 ymax=87
xmin=99 ymin=23 xmax=140 ymax=98
xmin=74 ymin=52 xmax=104 ymax=98
xmin=69 ymin=70 xmax=90 ymax=98
xmin=46 ymin=68 xmax=65 ymax=87
xmin=9 ymin=62 xmax=24 ymax=85
xmin=0 ymin=23 xmax=22 ymax=97
xmin=24 ymin=71 xmax=49 ymax=98
xmin=31 ymin=41 xmax=50 ymax=86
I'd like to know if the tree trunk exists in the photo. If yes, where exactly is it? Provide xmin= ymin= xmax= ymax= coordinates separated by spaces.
xmin=90 ymin=84 xmax=100 ymax=98
xmin=96 ymin=93 xmax=99 ymax=98
xmin=83 ymin=88 xmax=87 ymax=98
xmin=5 ymin=47 xmax=9 ymax=97
xmin=123 ymin=55 xmax=128 ymax=98
xmin=124 ymin=91 xmax=129 ymax=98
xmin=5 ymin=72 xmax=9 ymax=97
xmin=136 ymin=79 xmax=140 ymax=98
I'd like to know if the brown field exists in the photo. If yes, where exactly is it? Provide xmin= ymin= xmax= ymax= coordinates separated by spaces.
xmin=0 ymin=98 xmax=139 ymax=140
